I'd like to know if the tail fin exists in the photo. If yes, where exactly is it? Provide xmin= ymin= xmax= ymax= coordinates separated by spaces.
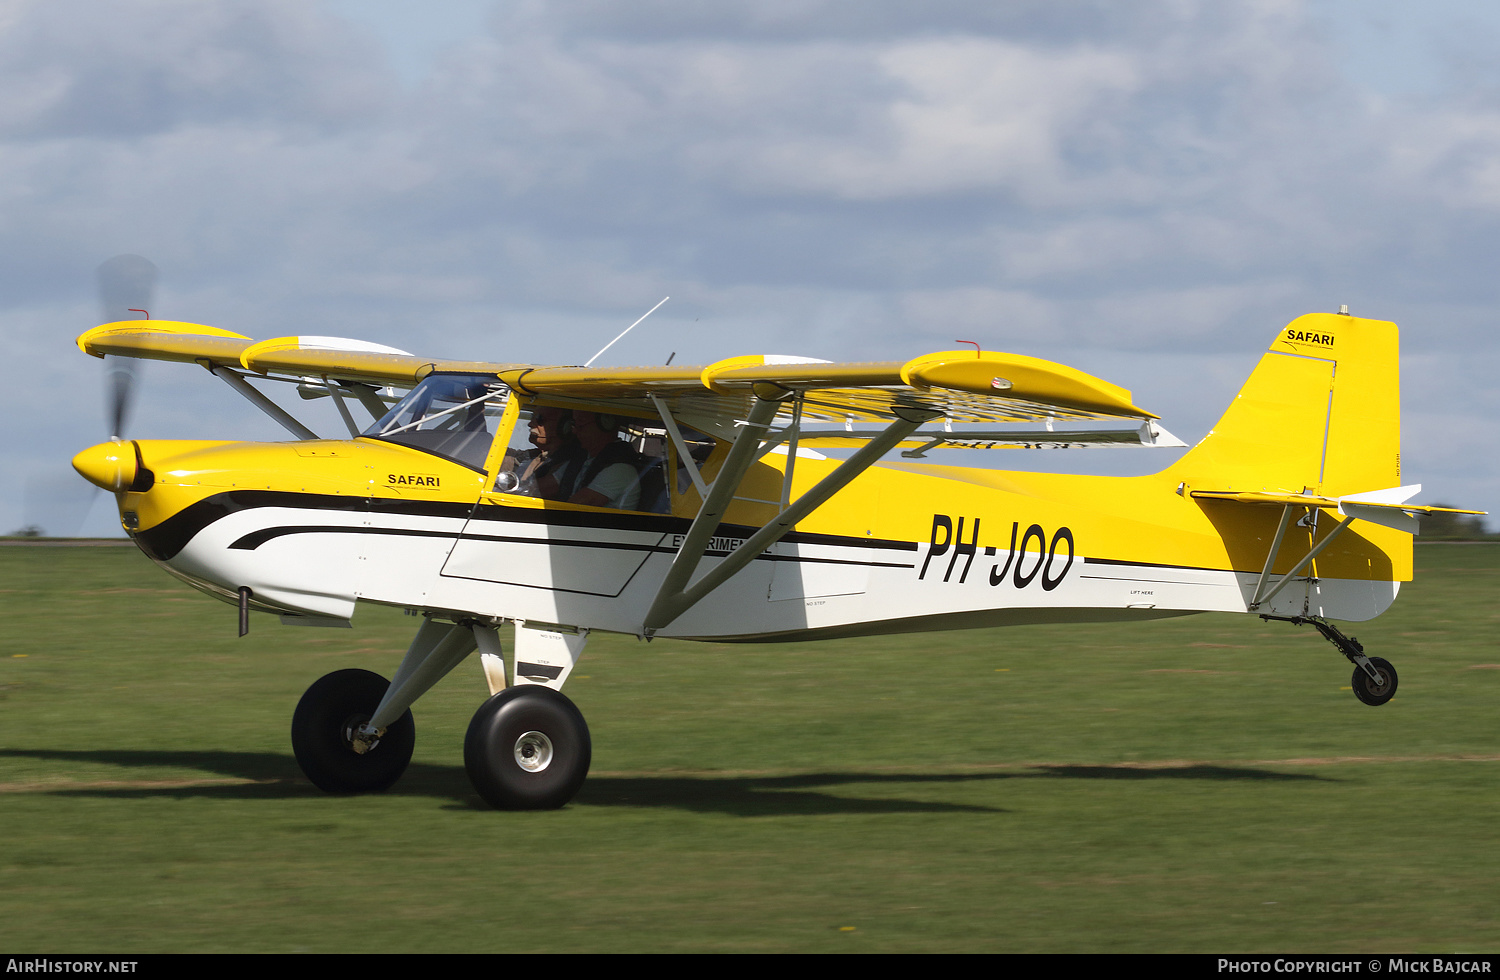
xmin=1169 ymin=312 xmax=1401 ymax=497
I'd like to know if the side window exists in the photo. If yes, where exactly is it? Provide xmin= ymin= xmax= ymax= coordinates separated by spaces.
xmin=665 ymin=427 xmax=716 ymax=510
xmin=621 ymin=422 xmax=669 ymax=514
xmin=489 ymin=403 xmax=678 ymax=514
xmin=492 ymin=403 xmax=553 ymax=497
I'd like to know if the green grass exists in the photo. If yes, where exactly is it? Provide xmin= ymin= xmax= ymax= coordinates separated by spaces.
xmin=2 ymin=543 xmax=1498 ymax=952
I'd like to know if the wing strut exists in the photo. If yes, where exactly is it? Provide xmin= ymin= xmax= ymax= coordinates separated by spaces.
xmin=206 ymin=364 xmax=320 ymax=440
xmin=324 ymin=375 xmax=361 ymax=437
xmin=649 ymin=394 xmax=709 ymax=497
xmin=643 ymin=396 xmax=942 ymax=635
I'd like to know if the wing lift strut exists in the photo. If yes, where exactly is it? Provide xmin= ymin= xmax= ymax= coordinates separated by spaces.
xmin=642 ymin=391 xmax=942 ymax=636
xmin=195 ymin=359 xmax=392 ymax=441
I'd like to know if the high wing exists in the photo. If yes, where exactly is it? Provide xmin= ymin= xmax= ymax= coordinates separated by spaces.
xmin=493 ymin=350 xmax=1156 ymax=429
xmin=78 ymin=319 xmax=532 ymax=439
xmin=77 ymin=319 xmax=1162 ymax=441
xmin=77 ymin=320 xmax=518 ymax=384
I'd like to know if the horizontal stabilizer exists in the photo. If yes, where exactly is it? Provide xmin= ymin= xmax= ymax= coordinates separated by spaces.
xmin=1339 ymin=502 xmax=1419 ymax=534
xmin=1339 ymin=484 xmax=1421 ymax=507
xmin=1191 ymin=483 xmax=1486 ymax=535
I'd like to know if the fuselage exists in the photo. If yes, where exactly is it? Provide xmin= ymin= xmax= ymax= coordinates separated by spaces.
xmin=95 ymin=428 xmax=1407 ymax=641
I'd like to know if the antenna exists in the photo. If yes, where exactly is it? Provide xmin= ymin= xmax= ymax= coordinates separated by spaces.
xmin=585 ymin=296 xmax=670 ymax=368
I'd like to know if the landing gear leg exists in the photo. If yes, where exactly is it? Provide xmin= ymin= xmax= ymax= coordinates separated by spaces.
xmin=1262 ymin=614 xmax=1399 ymax=706
xmin=461 ymin=622 xmax=593 ymax=809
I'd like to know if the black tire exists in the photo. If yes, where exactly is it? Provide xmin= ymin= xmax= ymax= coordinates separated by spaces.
xmin=291 ymin=668 xmax=414 ymax=792
xmin=1351 ymin=657 xmax=1398 ymax=707
xmin=464 ymin=686 xmax=591 ymax=810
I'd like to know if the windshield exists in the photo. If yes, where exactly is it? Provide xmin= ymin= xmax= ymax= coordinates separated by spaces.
xmin=362 ymin=373 xmax=508 ymax=470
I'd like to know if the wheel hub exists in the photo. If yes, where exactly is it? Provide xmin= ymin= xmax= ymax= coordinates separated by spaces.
xmin=513 ymin=731 xmax=554 ymax=772
xmin=343 ymin=715 xmax=381 ymax=755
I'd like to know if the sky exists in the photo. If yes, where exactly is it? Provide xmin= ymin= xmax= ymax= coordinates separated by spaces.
xmin=5 ymin=0 xmax=1500 ymax=536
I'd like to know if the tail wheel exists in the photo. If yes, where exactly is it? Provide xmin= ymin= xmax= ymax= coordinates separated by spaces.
xmin=292 ymin=668 xmax=415 ymax=792
xmin=464 ymin=686 xmax=591 ymax=810
xmin=1351 ymin=657 xmax=1398 ymax=707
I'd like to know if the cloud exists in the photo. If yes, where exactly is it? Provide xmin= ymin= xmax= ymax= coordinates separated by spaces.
xmin=680 ymin=39 xmax=1142 ymax=203
xmin=500 ymin=0 xmax=1189 ymax=45
xmin=2 ymin=0 xmax=1498 ymax=533
xmin=0 ymin=0 xmax=392 ymax=140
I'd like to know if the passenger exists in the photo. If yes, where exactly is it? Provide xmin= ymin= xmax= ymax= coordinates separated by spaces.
xmin=555 ymin=411 xmax=643 ymax=510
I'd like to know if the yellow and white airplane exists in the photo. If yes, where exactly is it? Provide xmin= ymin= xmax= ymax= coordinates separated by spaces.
xmin=71 ymin=310 xmax=1480 ymax=809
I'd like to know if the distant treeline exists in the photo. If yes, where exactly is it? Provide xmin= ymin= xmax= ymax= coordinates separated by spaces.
xmin=1417 ymin=506 xmax=1493 ymax=541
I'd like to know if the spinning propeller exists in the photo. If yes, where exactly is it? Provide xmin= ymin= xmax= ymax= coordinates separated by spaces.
xmin=22 ymin=256 xmax=158 ymax=535
xmin=63 ymin=256 xmax=161 ymax=510
xmin=96 ymin=253 xmax=157 ymax=440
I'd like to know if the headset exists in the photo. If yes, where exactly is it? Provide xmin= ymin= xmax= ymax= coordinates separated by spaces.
xmin=528 ymin=407 xmax=574 ymax=436
xmin=529 ymin=407 xmax=626 ymax=437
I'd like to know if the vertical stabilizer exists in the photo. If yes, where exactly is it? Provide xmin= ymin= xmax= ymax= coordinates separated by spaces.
xmin=1170 ymin=312 xmax=1401 ymax=497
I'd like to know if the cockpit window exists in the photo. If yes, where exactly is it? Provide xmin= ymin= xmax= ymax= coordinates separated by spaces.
xmin=362 ymin=373 xmax=508 ymax=470
xmin=491 ymin=403 xmax=710 ymax=514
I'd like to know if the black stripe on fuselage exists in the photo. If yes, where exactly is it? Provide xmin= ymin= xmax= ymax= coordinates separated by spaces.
xmin=134 ymin=490 xmax=387 ymax=561
xmin=137 ymin=488 xmax=918 ymax=563
xmin=1081 ymin=555 xmax=1242 ymax=576
xmin=227 ymin=522 xmax=916 ymax=570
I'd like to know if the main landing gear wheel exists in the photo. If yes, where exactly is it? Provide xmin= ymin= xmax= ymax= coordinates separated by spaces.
xmin=464 ymin=686 xmax=591 ymax=810
xmin=291 ymin=668 xmax=415 ymax=792
xmin=1351 ymin=657 xmax=1398 ymax=707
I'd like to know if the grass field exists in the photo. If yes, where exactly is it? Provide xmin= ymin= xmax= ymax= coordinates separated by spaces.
xmin=1 ymin=542 xmax=1497 ymax=953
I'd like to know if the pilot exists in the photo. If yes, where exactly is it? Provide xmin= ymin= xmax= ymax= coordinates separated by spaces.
xmin=506 ymin=406 xmax=582 ymax=497
xmin=554 ymin=411 xmax=642 ymax=510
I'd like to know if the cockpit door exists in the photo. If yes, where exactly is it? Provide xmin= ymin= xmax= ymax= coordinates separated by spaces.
xmin=439 ymin=399 xmax=671 ymax=598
